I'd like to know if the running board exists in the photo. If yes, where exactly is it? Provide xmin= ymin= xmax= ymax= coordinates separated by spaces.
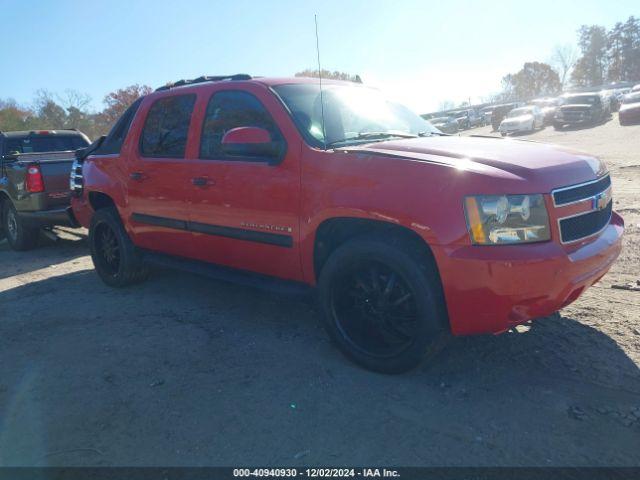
xmin=141 ymin=250 xmax=313 ymax=297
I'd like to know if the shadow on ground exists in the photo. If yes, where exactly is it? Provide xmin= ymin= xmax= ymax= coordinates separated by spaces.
xmin=0 ymin=229 xmax=87 ymax=280
xmin=0 ymin=268 xmax=639 ymax=466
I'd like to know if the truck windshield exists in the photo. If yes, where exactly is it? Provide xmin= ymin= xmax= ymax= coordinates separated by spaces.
xmin=273 ymin=84 xmax=438 ymax=148
xmin=508 ymin=108 xmax=534 ymax=117
xmin=566 ymin=95 xmax=599 ymax=105
xmin=3 ymin=135 xmax=89 ymax=155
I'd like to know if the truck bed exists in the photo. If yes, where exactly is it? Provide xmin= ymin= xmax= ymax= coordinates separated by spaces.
xmin=3 ymin=150 xmax=76 ymax=212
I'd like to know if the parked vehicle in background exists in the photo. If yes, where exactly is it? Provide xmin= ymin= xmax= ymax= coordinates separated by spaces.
xmin=632 ymin=84 xmax=640 ymax=92
xmin=71 ymin=75 xmax=623 ymax=373
xmin=600 ymin=90 xmax=619 ymax=112
xmin=554 ymin=93 xmax=608 ymax=130
xmin=600 ymin=92 xmax=613 ymax=115
xmin=0 ymin=129 xmax=90 ymax=250
xmin=429 ymin=116 xmax=459 ymax=134
xmin=479 ymin=106 xmax=494 ymax=126
xmin=491 ymin=103 xmax=519 ymax=131
xmin=619 ymin=91 xmax=640 ymax=125
xmin=452 ymin=109 xmax=482 ymax=130
xmin=529 ymin=97 xmax=562 ymax=125
xmin=498 ymin=106 xmax=545 ymax=136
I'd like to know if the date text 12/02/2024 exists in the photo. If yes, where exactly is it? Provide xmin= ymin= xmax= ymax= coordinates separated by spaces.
xmin=233 ymin=468 xmax=400 ymax=478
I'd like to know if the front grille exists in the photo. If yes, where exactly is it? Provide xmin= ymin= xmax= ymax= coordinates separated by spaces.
xmin=553 ymin=175 xmax=611 ymax=205
xmin=561 ymin=109 xmax=590 ymax=122
xmin=559 ymin=201 xmax=612 ymax=243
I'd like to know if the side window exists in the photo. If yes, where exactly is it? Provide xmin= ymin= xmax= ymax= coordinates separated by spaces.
xmin=95 ymin=97 xmax=143 ymax=155
xmin=200 ymin=90 xmax=281 ymax=159
xmin=140 ymin=94 xmax=196 ymax=158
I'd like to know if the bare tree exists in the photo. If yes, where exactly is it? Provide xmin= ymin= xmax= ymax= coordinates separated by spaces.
xmin=550 ymin=44 xmax=579 ymax=88
xmin=57 ymin=89 xmax=92 ymax=112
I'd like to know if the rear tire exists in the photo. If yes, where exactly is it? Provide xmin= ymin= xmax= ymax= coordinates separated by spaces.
xmin=2 ymin=202 xmax=39 ymax=251
xmin=89 ymin=207 xmax=148 ymax=287
xmin=318 ymin=234 xmax=449 ymax=374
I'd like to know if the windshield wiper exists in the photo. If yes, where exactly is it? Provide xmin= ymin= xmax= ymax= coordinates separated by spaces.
xmin=327 ymin=131 xmax=417 ymax=148
xmin=419 ymin=131 xmax=450 ymax=137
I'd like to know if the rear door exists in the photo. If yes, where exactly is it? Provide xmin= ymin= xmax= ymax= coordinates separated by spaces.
xmin=124 ymin=93 xmax=199 ymax=258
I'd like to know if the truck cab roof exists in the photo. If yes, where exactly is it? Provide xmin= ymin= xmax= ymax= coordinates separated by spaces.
xmin=0 ymin=129 xmax=86 ymax=138
xmin=1 ymin=130 xmax=90 ymax=156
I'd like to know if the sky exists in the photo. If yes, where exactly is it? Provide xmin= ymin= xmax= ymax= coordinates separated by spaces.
xmin=1 ymin=0 xmax=638 ymax=114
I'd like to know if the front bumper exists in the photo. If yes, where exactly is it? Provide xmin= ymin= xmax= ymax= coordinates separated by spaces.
xmin=555 ymin=114 xmax=594 ymax=125
xmin=433 ymin=211 xmax=624 ymax=336
xmin=499 ymin=123 xmax=529 ymax=133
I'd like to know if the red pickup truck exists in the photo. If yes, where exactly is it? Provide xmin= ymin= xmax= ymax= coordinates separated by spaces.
xmin=71 ymin=75 xmax=624 ymax=373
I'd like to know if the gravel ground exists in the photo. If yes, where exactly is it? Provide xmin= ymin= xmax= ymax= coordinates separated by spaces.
xmin=0 ymin=115 xmax=639 ymax=467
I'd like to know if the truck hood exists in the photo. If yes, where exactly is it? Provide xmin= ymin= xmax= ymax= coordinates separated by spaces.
xmin=340 ymin=136 xmax=607 ymax=188
xmin=560 ymin=104 xmax=595 ymax=111
xmin=501 ymin=114 xmax=533 ymax=124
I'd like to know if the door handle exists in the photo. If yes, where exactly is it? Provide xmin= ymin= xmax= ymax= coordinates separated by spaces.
xmin=130 ymin=171 xmax=145 ymax=181
xmin=192 ymin=177 xmax=215 ymax=187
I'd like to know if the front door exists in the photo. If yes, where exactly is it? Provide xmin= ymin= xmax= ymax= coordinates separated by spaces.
xmin=186 ymin=88 xmax=303 ymax=282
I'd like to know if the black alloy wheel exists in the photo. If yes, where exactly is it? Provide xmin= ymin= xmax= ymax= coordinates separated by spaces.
xmin=88 ymin=207 xmax=148 ymax=287
xmin=318 ymin=235 xmax=449 ymax=373
xmin=329 ymin=260 xmax=419 ymax=358
xmin=94 ymin=222 xmax=121 ymax=278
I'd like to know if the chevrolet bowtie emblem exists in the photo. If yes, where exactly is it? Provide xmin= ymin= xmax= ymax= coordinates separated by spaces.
xmin=593 ymin=189 xmax=611 ymax=211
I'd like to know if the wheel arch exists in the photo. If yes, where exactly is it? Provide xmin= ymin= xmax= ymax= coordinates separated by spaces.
xmin=312 ymin=216 xmax=442 ymax=282
xmin=0 ymin=190 xmax=12 ymax=206
xmin=88 ymin=191 xmax=117 ymax=212
xmin=312 ymin=216 xmax=452 ymax=335
xmin=0 ymin=191 xmax=11 ymax=227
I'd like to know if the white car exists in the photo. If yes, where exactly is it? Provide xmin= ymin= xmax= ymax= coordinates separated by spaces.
xmin=498 ymin=106 xmax=545 ymax=136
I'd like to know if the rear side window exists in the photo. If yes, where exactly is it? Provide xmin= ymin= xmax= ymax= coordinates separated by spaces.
xmin=140 ymin=95 xmax=196 ymax=158
xmin=95 ymin=97 xmax=143 ymax=155
xmin=4 ymin=135 xmax=89 ymax=155
xmin=200 ymin=90 xmax=281 ymax=159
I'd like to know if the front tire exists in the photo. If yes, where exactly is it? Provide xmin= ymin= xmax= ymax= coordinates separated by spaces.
xmin=2 ymin=202 xmax=39 ymax=251
xmin=318 ymin=235 xmax=449 ymax=373
xmin=89 ymin=207 xmax=148 ymax=287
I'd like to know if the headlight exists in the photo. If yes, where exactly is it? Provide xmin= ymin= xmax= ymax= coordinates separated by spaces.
xmin=463 ymin=194 xmax=550 ymax=245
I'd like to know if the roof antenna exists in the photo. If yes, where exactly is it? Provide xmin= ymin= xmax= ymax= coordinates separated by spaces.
xmin=315 ymin=14 xmax=327 ymax=150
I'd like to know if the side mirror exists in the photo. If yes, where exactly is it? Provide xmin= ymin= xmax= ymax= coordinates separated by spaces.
xmin=220 ymin=127 xmax=284 ymax=164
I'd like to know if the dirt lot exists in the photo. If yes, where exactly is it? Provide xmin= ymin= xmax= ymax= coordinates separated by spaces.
xmin=1 ymin=115 xmax=639 ymax=467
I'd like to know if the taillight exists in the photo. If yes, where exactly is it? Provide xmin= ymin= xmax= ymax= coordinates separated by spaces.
xmin=70 ymin=159 xmax=84 ymax=195
xmin=26 ymin=165 xmax=45 ymax=192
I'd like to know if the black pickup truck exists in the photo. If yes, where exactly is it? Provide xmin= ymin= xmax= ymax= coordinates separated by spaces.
xmin=0 ymin=129 xmax=90 ymax=250
xmin=553 ymin=93 xmax=609 ymax=130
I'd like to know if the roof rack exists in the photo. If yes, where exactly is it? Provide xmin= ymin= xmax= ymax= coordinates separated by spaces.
xmin=155 ymin=74 xmax=252 ymax=92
